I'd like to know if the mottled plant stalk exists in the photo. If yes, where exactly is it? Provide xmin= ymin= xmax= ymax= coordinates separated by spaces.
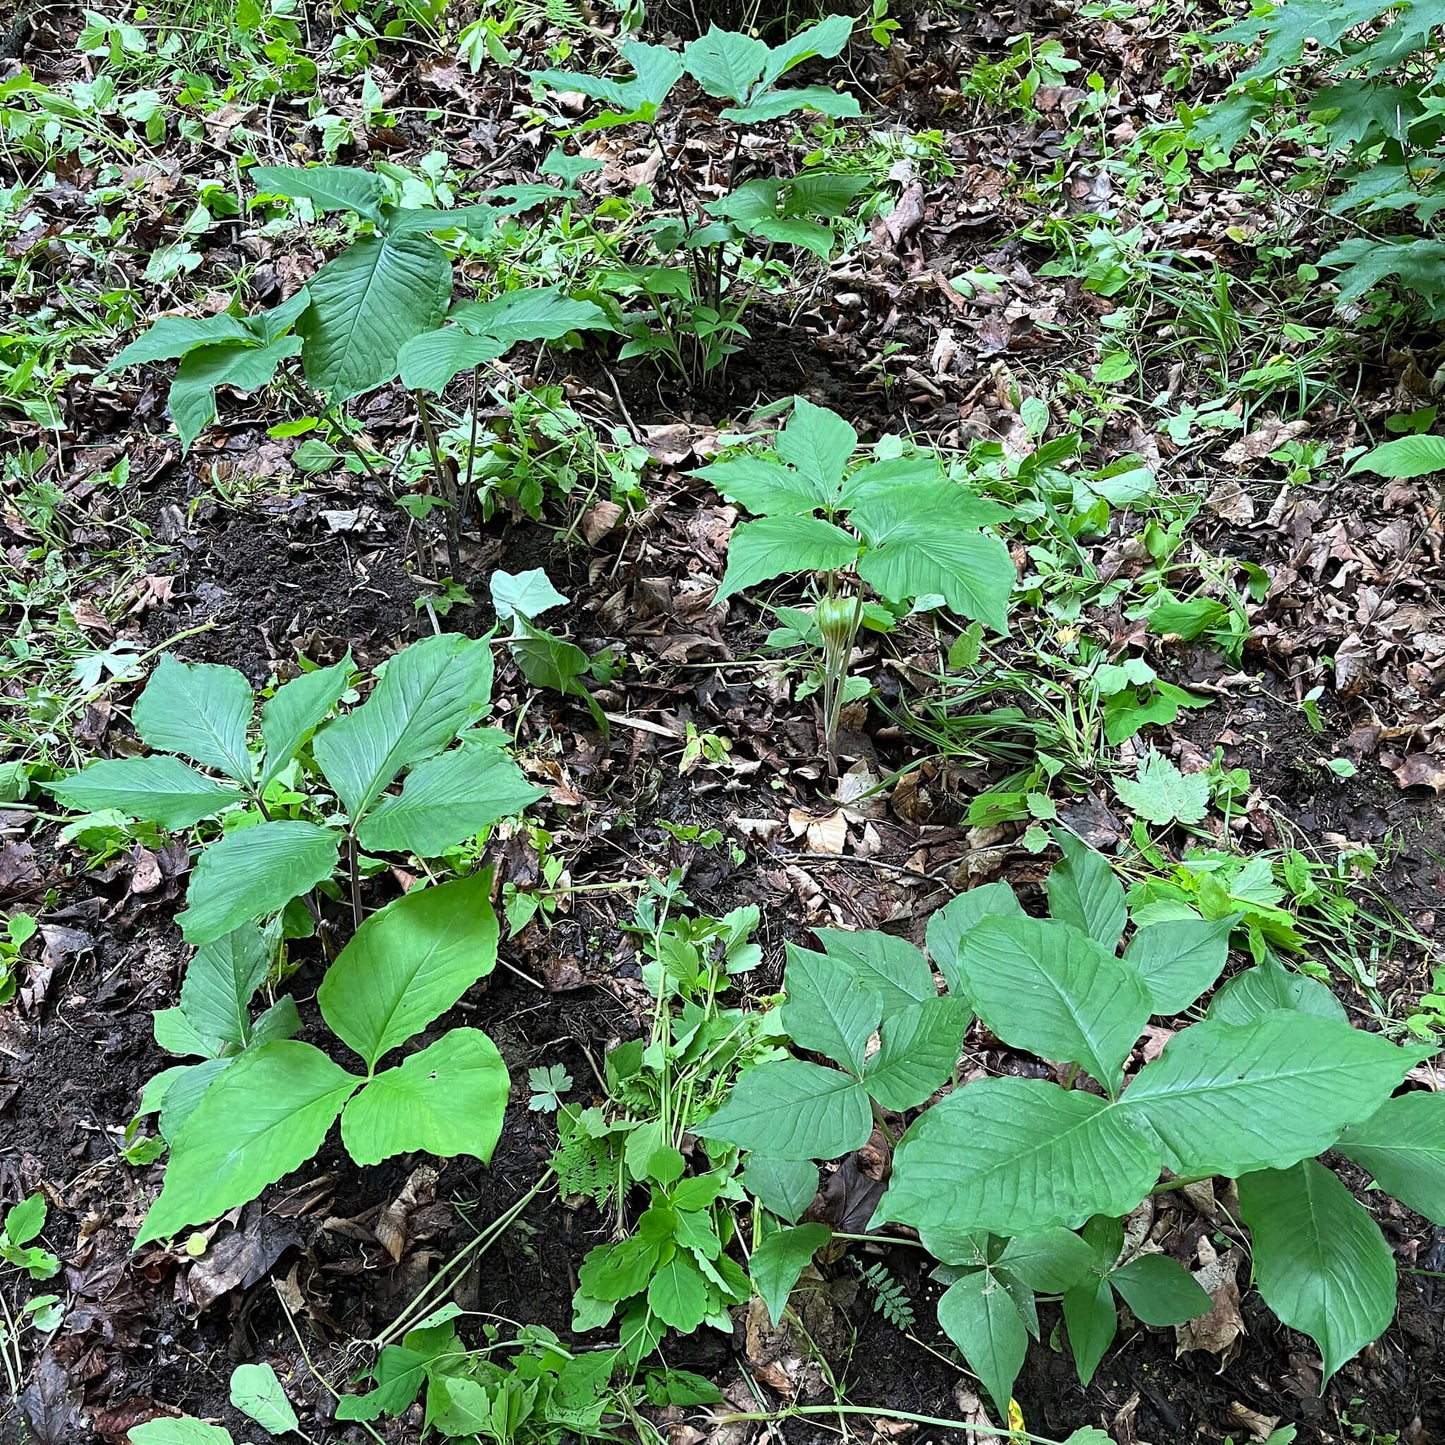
xmin=816 ymin=583 xmax=865 ymax=777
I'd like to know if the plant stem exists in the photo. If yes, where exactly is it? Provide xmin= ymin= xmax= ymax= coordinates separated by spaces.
xmin=347 ymin=834 xmax=363 ymax=934
xmin=416 ymin=393 xmax=463 ymax=578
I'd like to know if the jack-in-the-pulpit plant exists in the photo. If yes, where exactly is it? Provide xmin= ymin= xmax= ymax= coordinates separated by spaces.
xmin=701 ymin=830 xmax=1444 ymax=1419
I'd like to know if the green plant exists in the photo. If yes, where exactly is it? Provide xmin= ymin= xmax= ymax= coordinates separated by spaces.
xmin=555 ymin=880 xmax=769 ymax=1362
xmin=1197 ymin=0 xmax=1445 ymax=316
xmin=692 ymin=398 xmax=1016 ymax=762
xmin=136 ymin=869 xmax=510 ymax=1244
xmin=701 ymin=831 xmax=1442 ymax=1420
xmin=104 ymin=165 xmax=613 ymax=572
xmin=0 ymin=913 xmax=35 ymax=1005
xmin=335 ymin=1309 xmax=720 ymax=1435
xmin=49 ymin=636 xmax=543 ymax=941
xmin=0 ymin=1193 xmax=62 ymax=1401
xmin=529 ymin=18 xmax=870 ymax=381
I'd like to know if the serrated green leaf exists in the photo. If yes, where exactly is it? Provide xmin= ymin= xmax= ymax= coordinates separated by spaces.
xmin=1115 ymin=750 xmax=1211 ymax=826
xmin=260 ymin=653 xmax=354 ymax=786
xmin=780 ymin=942 xmax=881 ymax=1073
xmin=178 ymin=821 xmax=340 ymax=944
xmin=1120 ymin=1012 xmax=1418 ymax=1177
xmin=298 ymin=232 xmax=452 ymax=400
xmin=179 ymin=923 xmax=269 ymax=1049
xmin=1239 ymin=1160 xmax=1396 ymax=1381
xmin=355 ymin=744 xmax=544 ymax=857
xmin=318 ymin=871 xmax=497 ymax=1069
xmin=1338 ymin=1091 xmax=1445 ymax=1225
xmin=953 ymin=915 xmax=1152 ymax=1094
xmin=138 ymin=1040 xmax=357 ymax=1243
xmin=1124 ymin=915 xmax=1237 ymax=1015
xmin=937 ymin=1270 xmax=1028 ymax=1418
xmin=880 ymin=1078 xmax=1161 ymax=1237
xmin=133 ymin=655 xmax=254 ymax=781
xmin=341 ymin=1028 xmax=509 ymax=1165
xmin=700 ymin=1059 xmax=872 ymax=1160
xmin=863 ymin=997 xmax=968 ymax=1111
xmin=49 ymin=755 xmax=239 ymax=830
xmin=313 ymin=633 xmax=494 ymax=819
xmin=716 ymin=515 xmax=859 ymax=600
xmin=647 ymin=1252 xmax=710 ymax=1331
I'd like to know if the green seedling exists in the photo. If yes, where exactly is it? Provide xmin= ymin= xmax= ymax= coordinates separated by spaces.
xmin=0 ymin=913 xmax=35 ymax=1006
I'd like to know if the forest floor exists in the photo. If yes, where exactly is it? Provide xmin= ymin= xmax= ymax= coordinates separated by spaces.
xmin=2 ymin=1 xmax=1445 ymax=1443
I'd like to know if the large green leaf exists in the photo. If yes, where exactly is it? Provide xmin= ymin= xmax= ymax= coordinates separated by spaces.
xmin=1238 ymin=1160 xmax=1396 ymax=1381
xmin=532 ymin=40 xmax=683 ymax=127
xmin=1124 ymin=915 xmax=1237 ymax=1015
xmin=397 ymin=326 xmax=506 ymax=395
xmin=749 ymin=1223 xmax=830 ymax=1325
xmin=852 ymin=490 xmax=1015 ymax=631
xmin=297 ymin=232 xmax=452 ymax=400
xmin=690 ymin=456 xmax=829 ymax=516
xmin=110 ymin=312 xmax=254 ymax=371
xmin=49 ymin=755 xmax=239 ymax=829
xmin=994 ymin=1229 xmax=1096 ymax=1293
xmin=355 ymin=745 xmax=545 ymax=857
xmin=137 ymin=1040 xmax=358 ymax=1243
xmin=717 ymin=515 xmax=859 ymax=601
xmin=1338 ymin=1091 xmax=1445 ymax=1225
xmin=811 ymin=928 xmax=935 ymax=1019
xmin=318 ymin=871 xmax=499 ymax=1069
xmin=1206 ymin=956 xmax=1347 ymax=1025
xmin=1347 ymin=434 xmax=1445 ymax=480
xmin=313 ymin=633 xmax=494 ymax=819
xmin=341 ymin=1028 xmax=509 ymax=1165
xmin=259 ymin=653 xmax=354 ymax=786
xmin=1109 ymin=1254 xmax=1211 ymax=1326
xmin=863 ymin=998 xmax=968 ymax=1111
xmin=249 ymin=164 xmax=386 ymax=223
xmin=449 ymin=287 xmax=612 ymax=347
xmin=231 ymin=1361 xmax=300 ymax=1435
xmin=681 ymin=26 xmax=770 ymax=102
xmin=128 ymin=1421 xmax=234 ymax=1445
xmin=924 ymin=883 xmax=1025 ymax=1000
xmin=133 ymin=655 xmax=254 ymax=781
xmin=1120 ymin=1012 xmax=1418 ymax=1177
xmin=880 ymin=1079 xmax=1161 ymax=1237
xmin=178 ymin=821 xmax=340 ymax=944
xmin=937 ymin=1270 xmax=1029 ymax=1418
xmin=178 ymin=923 xmax=269 ymax=1049
xmin=741 ymin=1155 xmax=818 ymax=1222
xmin=168 ymin=335 xmax=303 ymax=451
xmin=723 ymin=86 xmax=862 ymax=124
xmin=775 ymin=397 xmax=856 ymax=501
xmin=756 ymin=12 xmax=854 ymax=89
xmin=780 ymin=942 xmax=881 ymax=1073
xmin=699 ymin=1059 xmax=872 ymax=1160
xmin=1045 ymin=830 xmax=1126 ymax=948
xmin=953 ymin=915 xmax=1152 ymax=1094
